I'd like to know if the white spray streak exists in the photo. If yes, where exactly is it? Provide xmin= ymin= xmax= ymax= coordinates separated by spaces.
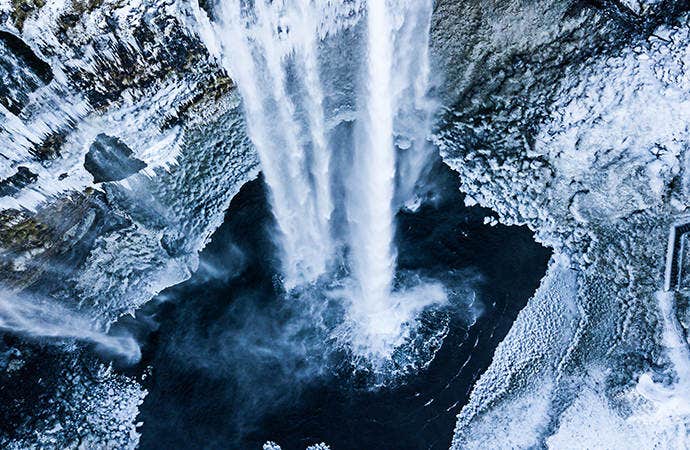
xmin=292 ymin=0 xmax=333 ymax=230
xmin=0 ymin=291 xmax=140 ymax=363
xmin=343 ymin=1 xmax=446 ymax=361
xmin=392 ymin=0 xmax=437 ymax=204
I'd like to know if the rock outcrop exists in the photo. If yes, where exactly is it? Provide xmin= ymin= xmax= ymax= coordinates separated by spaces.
xmin=431 ymin=0 xmax=690 ymax=446
xmin=0 ymin=0 xmax=257 ymax=446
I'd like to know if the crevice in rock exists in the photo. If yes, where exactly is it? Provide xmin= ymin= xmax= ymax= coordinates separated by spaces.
xmin=83 ymin=134 xmax=147 ymax=184
xmin=0 ymin=167 xmax=38 ymax=197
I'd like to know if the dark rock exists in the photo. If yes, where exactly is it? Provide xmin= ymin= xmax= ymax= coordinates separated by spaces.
xmin=0 ymin=31 xmax=53 ymax=114
xmin=29 ymin=130 xmax=66 ymax=161
xmin=0 ymin=167 xmax=38 ymax=197
xmin=83 ymin=134 xmax=147 ymax=184
xmin=9 ymin=0 xmax=45 ymax=31
xmin=0 ymin=31 xmax=52 ymax=84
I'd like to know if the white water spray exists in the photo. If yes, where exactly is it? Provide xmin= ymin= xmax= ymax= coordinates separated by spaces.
xmin=213 ymin=0 xmax=445 ymax=362
xmin=346 ymin=0 xmax=400 ymax=354
xmin=0 ymin=291 xmax=140 ymax=363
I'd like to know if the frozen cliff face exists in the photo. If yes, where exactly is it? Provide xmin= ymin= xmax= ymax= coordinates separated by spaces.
xmin=0 ymin=0 xmax=257 ymax=446
xmin=432 ymin=0 xmax=690 ymax=447
xmin=0 ymin=0 xmax=258 ymax=325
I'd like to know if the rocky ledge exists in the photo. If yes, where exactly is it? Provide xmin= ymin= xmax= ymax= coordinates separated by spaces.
xmin=432 ymin=0 xmax=690 ymax=447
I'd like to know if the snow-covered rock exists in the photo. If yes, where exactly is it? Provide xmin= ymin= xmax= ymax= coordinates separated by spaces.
xmin=433 ymin=1 xmax=690 ymax=447
xmin=0 ymin=0 xmax=258 ymax=445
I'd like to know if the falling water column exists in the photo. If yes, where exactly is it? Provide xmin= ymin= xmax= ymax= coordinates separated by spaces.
xmin=214 ymin=1 xmax=333 ymax=288
xmin=347 ymin=0 xmax=399 ymax=356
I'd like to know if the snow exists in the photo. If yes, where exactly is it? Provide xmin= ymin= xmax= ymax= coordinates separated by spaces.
xmin=435 ymin=6 xmax=690 ymax=448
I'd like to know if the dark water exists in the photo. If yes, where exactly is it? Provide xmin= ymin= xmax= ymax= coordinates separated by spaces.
xmin=134 ymin=161 xmax=550 ymax=450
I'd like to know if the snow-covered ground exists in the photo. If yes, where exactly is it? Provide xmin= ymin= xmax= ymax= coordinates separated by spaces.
xmin=433 ymin=1 xmax=690 ymax=446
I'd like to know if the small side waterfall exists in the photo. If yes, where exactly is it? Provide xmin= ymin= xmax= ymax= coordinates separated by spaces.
xmin=213 ymin=0 xmax=444 ymax=362
xmin=0 ymin=291 xmax=140 ymax=364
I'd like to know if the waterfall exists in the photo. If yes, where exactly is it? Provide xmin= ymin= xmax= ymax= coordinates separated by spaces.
xmin=346 ymin=0 xmax=398 ymax=350
xmin=213 ymin=0 xmax=445 ymax=362
xmin=214 ymin=0 xmax=335 ymax=288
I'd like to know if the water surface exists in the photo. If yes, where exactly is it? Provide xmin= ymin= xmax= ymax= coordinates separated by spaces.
xmin=136 ymin=161 xmax=551 ymax=450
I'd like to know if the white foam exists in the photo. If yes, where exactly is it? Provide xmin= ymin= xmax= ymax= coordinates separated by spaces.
xmin=334 ymin=279 xmax=447 ymax=363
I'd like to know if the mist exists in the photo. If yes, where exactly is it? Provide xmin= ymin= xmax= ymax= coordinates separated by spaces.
xmin=0 ymin=290 xmax=141 ymax=364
